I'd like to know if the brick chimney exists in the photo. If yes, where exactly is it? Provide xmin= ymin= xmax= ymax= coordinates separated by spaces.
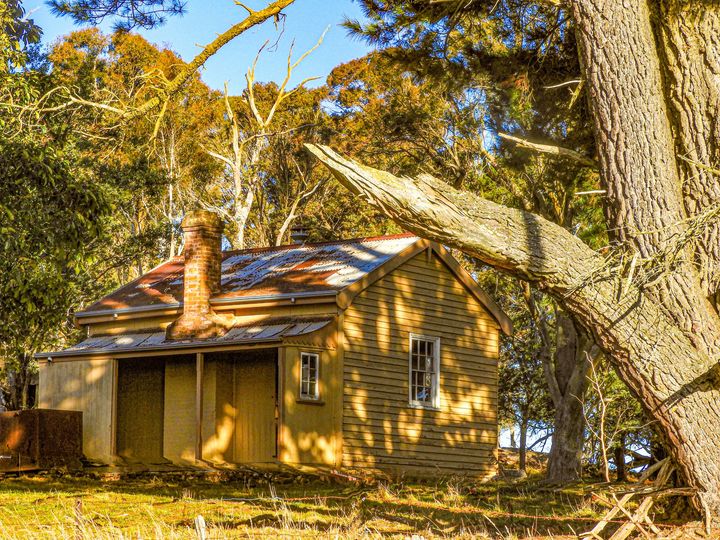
xmin=165 ymin=210 xmax=227 ymax=340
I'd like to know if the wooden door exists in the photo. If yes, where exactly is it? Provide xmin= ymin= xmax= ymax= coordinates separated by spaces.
xmin=234 ymin=355 xmax=277 ymax=463
xmin=116 ymin=358 xmax=165 ymax=461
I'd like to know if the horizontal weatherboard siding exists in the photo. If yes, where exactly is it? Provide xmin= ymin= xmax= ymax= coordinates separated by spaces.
xmin=342 ymin=250 xmax=499 ymax=475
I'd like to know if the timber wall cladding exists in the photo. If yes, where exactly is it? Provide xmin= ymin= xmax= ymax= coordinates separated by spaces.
xmin=38 ymin=358 xmax=115 ymax=461
xmin=342 ymin=252 xmax=499 ymax=474
xmin=280 ymin=346 xmax=342 ymax=467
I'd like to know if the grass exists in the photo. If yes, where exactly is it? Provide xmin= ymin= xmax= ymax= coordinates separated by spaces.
xmin=0 ymin=470 xmax=622 ymax=539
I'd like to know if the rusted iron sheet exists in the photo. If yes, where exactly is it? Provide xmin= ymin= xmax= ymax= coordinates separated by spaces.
xmin=79 ymin=233 xmax=418 ymax=315
xmin=37 ymin=317 xmax=333 ymax=358
xmin=0 ymin=409 xmax=82 ymax=471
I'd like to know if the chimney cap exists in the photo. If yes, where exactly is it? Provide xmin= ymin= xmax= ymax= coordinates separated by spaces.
xmin=181 ymin=210 xmax=223 ymax=231
xmin=290 ymin=223 xmax=309 ymax=244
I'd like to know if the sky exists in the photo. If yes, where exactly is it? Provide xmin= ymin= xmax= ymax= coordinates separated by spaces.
xmin=24 ymin=0 xmax=372 ymax=93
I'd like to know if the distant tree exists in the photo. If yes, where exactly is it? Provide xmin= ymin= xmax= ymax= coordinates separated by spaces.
xmin=203 ymin=37 xmax=325 ymax=249
xmin=496 ymin=278 xmax=552 ymax=473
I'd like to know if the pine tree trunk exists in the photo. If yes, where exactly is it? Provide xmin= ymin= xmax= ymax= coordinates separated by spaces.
xmin=569 ymin=0 xmax=720 ymax=510
xmin=655 ymin=1 xmax=720 ymax=305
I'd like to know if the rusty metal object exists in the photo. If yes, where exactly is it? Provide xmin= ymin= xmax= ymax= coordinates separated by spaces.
xmin=0 ymin=409 xmax=82 ymax=471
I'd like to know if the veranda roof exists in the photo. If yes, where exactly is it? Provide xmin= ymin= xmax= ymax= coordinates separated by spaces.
xmin=36 ymin=317 xmax=332 ymax=359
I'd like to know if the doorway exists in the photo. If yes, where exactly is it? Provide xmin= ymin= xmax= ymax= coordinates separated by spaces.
xmin=232 ymin=349 xmax=278 ymax=463
xmin=115 ymin=357 xmax=165 ymax=462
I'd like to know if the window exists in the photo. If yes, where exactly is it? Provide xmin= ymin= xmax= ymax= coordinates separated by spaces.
xmin=409 ymin=335 xmax=440 ymax=408
xmin=299 ymin=352 xmax=320 ymax=400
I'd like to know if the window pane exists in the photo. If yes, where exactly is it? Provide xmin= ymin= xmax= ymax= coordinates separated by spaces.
xmin=300 ymin=353 xmax=319 ymax=398
xmin=410 ymin=337 xmax=438 ymax=406
xmin=422 ymin=357 xmax=429 ymax=372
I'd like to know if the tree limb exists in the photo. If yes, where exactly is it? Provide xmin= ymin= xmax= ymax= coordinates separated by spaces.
xmin=498 ymin=132 xmax=598 ymax=169
xmin=304 ymin=143 xmax=602 ymax=290
xmin=125 ymin=0 xmax=295 ymax=121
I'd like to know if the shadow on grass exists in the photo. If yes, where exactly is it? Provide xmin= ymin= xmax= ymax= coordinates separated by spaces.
xmin=0 ymin=474 xmax=619 ymax=538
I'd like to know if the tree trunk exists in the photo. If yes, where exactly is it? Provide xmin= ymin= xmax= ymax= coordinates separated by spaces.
xmin=545 ymin=317 xmax=590 ymax=482
xmin=615 ymin=432 xmax=627 ymax=482
xmin=519 ymin=417 xmax=528 ymax=473
xmin=306 ymin=143 xmax=720 ymax=513
xmin=525 ymin=287 xmax=592 ymax=484
xmin=655 ymin=1 xmax=720 ymax=305
xmin=570 ymin=0 xmax=720 ymax=356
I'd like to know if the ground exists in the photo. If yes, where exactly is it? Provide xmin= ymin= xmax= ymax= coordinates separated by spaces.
xmin=0 ymin=463 xmax=701 ymax=540
xmin=0 ymin=450 xmax=702 ymax=539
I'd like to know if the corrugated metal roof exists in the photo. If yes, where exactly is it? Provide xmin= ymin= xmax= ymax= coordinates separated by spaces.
xmin=79 ymin=233 xmax=419 ymax=316
xmin=36 ymin=318 xmax=333 ymax=358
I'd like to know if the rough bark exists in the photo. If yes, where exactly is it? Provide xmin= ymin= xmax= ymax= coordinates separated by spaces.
xmin=570 ymin=0 xmax=720 ymax=357
xmin=655 ymin=1 xmax=720 ymax=304
xmin=545 ymin=313 xmax=594 ymax=484
xmin=306 ymin=143 xmax=720 ymax=513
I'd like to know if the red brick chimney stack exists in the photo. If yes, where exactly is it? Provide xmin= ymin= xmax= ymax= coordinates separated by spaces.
xmin=165 ymin=210 xmax=227 ymax=340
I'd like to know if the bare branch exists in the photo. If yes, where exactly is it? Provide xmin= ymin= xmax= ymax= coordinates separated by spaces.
xmin=499 ymin=132 xmax=598 ymax=168
xmin=125 ymin=0 xmax=295 ymax=121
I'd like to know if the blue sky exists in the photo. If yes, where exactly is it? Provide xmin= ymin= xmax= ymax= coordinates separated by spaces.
xmin=24 ymin=0 xmax=371 ymax=93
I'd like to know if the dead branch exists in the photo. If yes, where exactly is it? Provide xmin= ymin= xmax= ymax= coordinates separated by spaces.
xmin=125 ymin=0 xmax=295 ymax=121
xmin=498 ymin=132 xmax=598 ymax=168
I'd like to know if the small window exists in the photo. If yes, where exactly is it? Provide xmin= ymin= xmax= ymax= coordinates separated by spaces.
xmin=409 ymin=335 xmax=440 ymax=408
xmin=299 ymin=352 xmax=320 ymax=400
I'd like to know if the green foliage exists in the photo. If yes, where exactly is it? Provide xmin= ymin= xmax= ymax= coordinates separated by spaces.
xmin=48 ymin=0 xmax=185 ymax=31
xmin=0 ymin=138 xmax=112 ymax=408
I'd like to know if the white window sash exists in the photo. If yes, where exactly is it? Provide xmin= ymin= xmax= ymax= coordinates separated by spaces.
xmin=408 ymin=333 xmax=440 ymax=409
xmin=299 ymin=352 xmax=320 ymax=400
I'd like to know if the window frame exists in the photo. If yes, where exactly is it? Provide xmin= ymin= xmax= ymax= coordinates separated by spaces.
xmin=298 ymin=351 xmax=320 ymax=401
xmin=408 ymin=333 xmax=441 ymax=410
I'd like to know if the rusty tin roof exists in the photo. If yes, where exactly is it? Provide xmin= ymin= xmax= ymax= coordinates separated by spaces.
xmin=36 ymin=317 xmax=333 ymax=358
xmin=78 ymin=233 xmax=420 ymax=317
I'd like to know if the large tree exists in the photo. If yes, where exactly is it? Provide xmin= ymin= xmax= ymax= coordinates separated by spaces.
xmin=306 ymin=0 xmax=720 ymax=513
xmin=344 ymin=4 xmax=606 ymax=483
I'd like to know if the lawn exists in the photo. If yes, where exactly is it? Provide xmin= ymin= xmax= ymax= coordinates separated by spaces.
xmin=0 ymin=469 xmax=663 ymax=539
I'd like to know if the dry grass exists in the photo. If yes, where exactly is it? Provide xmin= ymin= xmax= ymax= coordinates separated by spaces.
xmin=0 ymin=470 xmax=682 ymax=539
